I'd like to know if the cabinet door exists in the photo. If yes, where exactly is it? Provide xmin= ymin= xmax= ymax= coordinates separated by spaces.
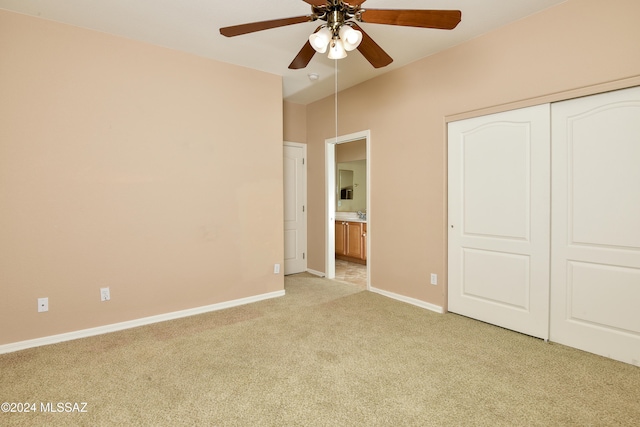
xmin=346 ymin=222 xmax=363 ymax=258
xmin=335 ymin=222 xmax=346 ymax=255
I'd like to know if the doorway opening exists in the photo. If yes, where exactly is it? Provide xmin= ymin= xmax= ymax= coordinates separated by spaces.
xmin=325 ymin=130 xmax=371 ymax=289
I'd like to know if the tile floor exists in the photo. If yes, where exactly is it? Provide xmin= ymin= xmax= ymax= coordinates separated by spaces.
xmin=334 ymin=259 xmax=367 ymax=290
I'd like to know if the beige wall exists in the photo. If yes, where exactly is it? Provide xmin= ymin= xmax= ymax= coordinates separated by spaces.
xmin=336 ymin=138 xmax=366 ymax=163
xmin=283 ymin=101 xmax=307 ymax=143
xmin=0 ymin=10 xmax=284 ymax=345
xmin=304 ymin=0 xmax=640 ymax=309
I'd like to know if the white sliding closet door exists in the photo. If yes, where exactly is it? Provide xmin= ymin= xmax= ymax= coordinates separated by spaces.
xmin=448 ymin=104 xmax=551 ymax=339
xmin=550 ymin=87 xmax=640 ymax=365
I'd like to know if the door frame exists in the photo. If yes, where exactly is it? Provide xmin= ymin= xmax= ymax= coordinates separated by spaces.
xmin=325 ymin=130 xmax=371 ymax=288
xmin=284 ymin=141 xmax=307 ymax=275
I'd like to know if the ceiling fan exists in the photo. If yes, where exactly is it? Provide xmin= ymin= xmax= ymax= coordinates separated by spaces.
xmin=220 ymin=0 xmax=462 ymax=69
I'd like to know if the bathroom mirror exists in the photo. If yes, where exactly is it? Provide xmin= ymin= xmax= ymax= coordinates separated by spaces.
xmin=336 ymin=160 xmax=366 ymax=211
xmin=339 ymin=169 xmax=353 ymax=200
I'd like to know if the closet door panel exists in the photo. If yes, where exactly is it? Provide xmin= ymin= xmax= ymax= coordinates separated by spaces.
xmin=550 ymin=86 xmax=640 ymax=365
xmin=448 ymin=104 xmax=551 ymax=339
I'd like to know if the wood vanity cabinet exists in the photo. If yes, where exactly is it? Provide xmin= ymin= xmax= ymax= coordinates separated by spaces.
xmin=335 ymin=221 xmax=367 ymax=264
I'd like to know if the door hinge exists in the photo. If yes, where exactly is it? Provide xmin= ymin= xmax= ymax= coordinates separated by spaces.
xmin=302 ymin=205 xmax=305 ymax=212
xmin=303 ymin=253 xmax=305 ymax=259
xmin=302 ymin=158 xmax=305 ymax=165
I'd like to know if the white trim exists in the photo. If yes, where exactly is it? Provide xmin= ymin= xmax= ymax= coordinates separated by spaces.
xmin=325 ymin=130 xmax=371 ymax=290
xmin=0 ymin=290 xmax=285 ymax=355
xmin=326 ymin=140 xmax=336 ymax=278
xmin=306 ymin=268 xmax=326 ymax=277
xmin=370 ymin=287 xmax=444 ymax=314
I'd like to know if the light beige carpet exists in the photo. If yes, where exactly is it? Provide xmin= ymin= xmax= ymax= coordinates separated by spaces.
xmin=1 ymin=273 xmax=639 ymax=426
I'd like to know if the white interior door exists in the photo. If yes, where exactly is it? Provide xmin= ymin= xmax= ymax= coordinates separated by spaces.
xmin=448 ymin=104 xmax=551 ymax=339
xmin=283 ymin=143 xmax=306 ymax=275
xmin=550 ymin=87 xmax=640 ymax=365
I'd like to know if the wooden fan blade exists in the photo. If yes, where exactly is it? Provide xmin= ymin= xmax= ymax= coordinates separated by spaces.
xmin=289 ymin=26 xmax=322 ymax=69
xmin=220 ymin=15 xmax=313 ymax=37
xmin=350 ymin=23 xmax=392 ymax=68
xmin=302 ymin=0 xmax=327 ymax=6
xmin=345 ymin=0 xmax=367 ymax=5
xmin=289 ymin=41 xmax=317 ymax=69
xmin=360 ymin=9 xmax=461 ymax=30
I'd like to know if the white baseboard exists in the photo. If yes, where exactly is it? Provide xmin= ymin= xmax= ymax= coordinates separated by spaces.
xmin=0 ymin=289 xmax=285 ymax=355
xmin=370 ymin=287 xmax=444 ymax=314
xmin=306 ymin=268 xmax=325 ymax=277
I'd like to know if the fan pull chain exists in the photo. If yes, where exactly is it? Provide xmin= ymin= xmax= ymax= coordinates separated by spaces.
xmin=334 ymin=58 xmax=338 ymax=144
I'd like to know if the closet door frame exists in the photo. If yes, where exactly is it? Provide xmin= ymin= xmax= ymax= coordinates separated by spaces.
xmin=447 ymin=83 xmax=640 ymax=365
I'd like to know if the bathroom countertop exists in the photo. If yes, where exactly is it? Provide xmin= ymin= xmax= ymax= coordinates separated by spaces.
xmin=334 ymin=212 xmax=367 ymax=223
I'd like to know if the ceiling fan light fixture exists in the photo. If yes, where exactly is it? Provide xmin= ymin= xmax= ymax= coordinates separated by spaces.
xmin=309 ymin=26 xmax=332 ymax=53
xmin=339 ymin=25 xmax=362 ymax=51
xmin=327 ymin=38 xmax=347 ymax=60
xmin=219 ymin=1 xmax=462 ymax=70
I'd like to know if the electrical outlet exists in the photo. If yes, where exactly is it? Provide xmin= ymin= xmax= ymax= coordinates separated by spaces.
xmin=274 ymin=264 xmax=280 ymax=274
xmin=100 ymin=287 xmax=111 ymax=301
xmin=38 ymin=297 xmax=48 ymax=312
xmin=430 ymin=274 xmax=438 ymax=286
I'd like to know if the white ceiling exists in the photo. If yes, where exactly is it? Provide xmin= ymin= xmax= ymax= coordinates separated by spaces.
xmin=0 ymin=0 xmax=566 ymax=104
